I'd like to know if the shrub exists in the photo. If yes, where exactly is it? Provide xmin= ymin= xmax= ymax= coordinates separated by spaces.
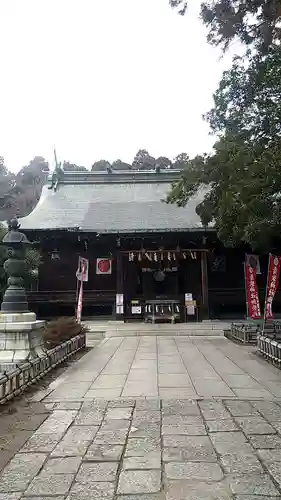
xmin=43 ymin=317 xmax=88 ymax=348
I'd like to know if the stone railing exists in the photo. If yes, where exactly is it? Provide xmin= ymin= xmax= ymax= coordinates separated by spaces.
xmin=258 ymin=334 xmax=281 ymax=368
xmin=225 ymin=322 xmax=259 ymax=344
xmin=0 ymin=333 xmax=86 ymax=404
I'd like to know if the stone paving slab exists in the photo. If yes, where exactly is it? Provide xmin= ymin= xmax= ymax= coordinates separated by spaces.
xmin=40 ymin=337 xmax=281 ymax=400
xmin=2 ymin=336 xmax=281 ymax=498
xmin=1 ymin=397 xmax=281 ymax=498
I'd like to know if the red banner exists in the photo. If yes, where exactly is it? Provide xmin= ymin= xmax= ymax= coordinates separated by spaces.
xmin=76 ymin=262 xmax=86 ymax=322
xmin=245 ymin=264 xmax=261 ymax=319
xmin=264 ymin=254 xmax=281 ymax=320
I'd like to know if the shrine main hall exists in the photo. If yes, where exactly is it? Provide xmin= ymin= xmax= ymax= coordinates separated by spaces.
xmin=20 ymin=168 xmax=269 ymax=321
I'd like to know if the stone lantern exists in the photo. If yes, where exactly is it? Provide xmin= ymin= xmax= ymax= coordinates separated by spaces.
xmin=0 ymin=219 xmax=45 ymax=372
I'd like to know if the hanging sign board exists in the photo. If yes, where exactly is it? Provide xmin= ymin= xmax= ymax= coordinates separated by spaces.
xmin=245 ymin=263 xmax=261 ymax=319
xmin=96 ymin=258 xmax=112 ymax=275
xmin=264 ymin=254 xmax=281 ymax=320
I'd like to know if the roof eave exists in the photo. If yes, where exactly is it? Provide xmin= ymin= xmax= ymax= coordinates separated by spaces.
xmin=23 ymin=226 xmax=215 ymax=234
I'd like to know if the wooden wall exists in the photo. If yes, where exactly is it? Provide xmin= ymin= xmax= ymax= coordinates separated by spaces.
xmin=29 ymin=230 xmax=281 ymax=319
xmin=38 ymin=243 xmax=116 ymax=293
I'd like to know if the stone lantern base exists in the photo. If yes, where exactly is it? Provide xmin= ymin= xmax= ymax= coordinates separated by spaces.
xmin=0 ymin=312 xmax=46 ymax=373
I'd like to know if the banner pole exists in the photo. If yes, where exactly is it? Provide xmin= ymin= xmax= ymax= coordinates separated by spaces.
xmin=76 ymin=263 xmax=85 ymax=323
xmin=244 ymin=261 xmax=249 ymax=319
xmin=262 ymin=253 xmax=271 ymax=335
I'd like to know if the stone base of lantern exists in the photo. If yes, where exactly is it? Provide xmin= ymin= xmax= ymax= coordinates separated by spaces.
xmin=0 ymin=312 xmax=46 ymax=372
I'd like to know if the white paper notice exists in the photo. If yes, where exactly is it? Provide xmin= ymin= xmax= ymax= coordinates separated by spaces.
xmin=116 ymin=294 xmax=124 ymax=306
xmin=132 ymin=306 xmax=142 ymax=314
xmin=187 ymin=305 xmax=195 ymax=315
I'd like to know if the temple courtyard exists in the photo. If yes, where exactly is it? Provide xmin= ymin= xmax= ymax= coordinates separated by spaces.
xmin=1 ymin=335 xmax=281 ymax=499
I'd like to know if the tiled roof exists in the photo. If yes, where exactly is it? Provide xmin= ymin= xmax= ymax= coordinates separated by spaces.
xmin=20 ymin=170 xmax=210 ymax=233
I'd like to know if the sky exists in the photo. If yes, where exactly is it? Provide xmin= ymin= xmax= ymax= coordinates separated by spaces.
xmin=0 ymin=0 xmax=236 ymax=172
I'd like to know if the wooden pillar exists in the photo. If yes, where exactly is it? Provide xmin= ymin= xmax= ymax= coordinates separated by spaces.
xmin=115 ymin=250 xmax=124 ymax=321
xmin=201 ymin=250 xmax=209 ymax=319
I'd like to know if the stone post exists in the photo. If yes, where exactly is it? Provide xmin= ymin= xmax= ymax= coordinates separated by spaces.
xmin=0 ymin=219 xmax=45 ymax=372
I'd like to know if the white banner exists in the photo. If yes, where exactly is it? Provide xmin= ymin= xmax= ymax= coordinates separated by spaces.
xmin=76 ymin=257 xmax=89 ymax=282
xmin=246 ymin=254 xmax=261 ymax=275
xmin=76 ymin=260 xmax=87 ymax=322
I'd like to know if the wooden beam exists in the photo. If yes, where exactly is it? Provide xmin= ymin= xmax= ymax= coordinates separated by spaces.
xmin=121 ymin=248 xmax=209 ymax=254
xmin=116 ymin=250 xmax=124 ymax=320
xmin=201 ymin=250 xmax=209 ymax=319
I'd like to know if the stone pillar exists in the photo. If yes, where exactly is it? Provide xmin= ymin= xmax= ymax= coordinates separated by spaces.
xmin=0 ymin=219 xmax=45 ymax=372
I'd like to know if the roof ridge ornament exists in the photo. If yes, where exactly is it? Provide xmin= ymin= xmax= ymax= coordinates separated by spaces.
xmin=49 ymin=147 xmax=64 ymax=191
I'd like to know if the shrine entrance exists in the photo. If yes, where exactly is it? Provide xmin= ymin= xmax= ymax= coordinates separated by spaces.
xmin=121 ymin=249 xmax=208 ymax=322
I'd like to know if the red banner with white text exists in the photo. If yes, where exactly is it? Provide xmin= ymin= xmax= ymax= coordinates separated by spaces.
xmin=245 ymin=264 xmax=262 ymax=319
xmin=264 ymin=254 xmax=281 ymax=320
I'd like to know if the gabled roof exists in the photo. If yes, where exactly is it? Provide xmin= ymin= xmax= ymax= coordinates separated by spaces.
xmin=20 ymin=169 xmax=210 ymax=233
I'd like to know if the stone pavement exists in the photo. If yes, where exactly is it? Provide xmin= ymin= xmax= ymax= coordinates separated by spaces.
xmin=44 ymin=336 xmax=281 ymax=400
xmin=1 ymin=336 xmax=281 ymax=499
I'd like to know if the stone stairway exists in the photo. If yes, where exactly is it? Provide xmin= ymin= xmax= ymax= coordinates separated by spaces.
xmin=84 ymin=320 xmax=229 ymax=339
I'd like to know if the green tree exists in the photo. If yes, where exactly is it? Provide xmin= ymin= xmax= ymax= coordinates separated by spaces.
xmin=0 ymin=158 xmax=21 ymax=217
xmin=132 ymin=149 xmax=156 ymax=170
xmin=112 ymin=159 xmax=132 ymax=170
xmin=0 ymin=156 xmax=49 ymax=221
xmin=91 ymin=160 xmax=112 ymax=171
xmin=169 ymin=0 xmax=187 ymax=15
xmin=156 ymin=156 xmax=172 ymax=169
xmin=166 ymin=50 xmax=281 ymax=250
xmin=169 ymin=0 xmax=281 ymax=54
xmin=16 ymin=156 xmax=49 ymax=216
xmin=63 ymin=161 xmax=88 ymax=172
xmin=173 ymin=153 xmax=190 ymax=169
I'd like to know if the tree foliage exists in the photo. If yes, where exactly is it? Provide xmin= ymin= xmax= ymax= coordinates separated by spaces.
xmin=169 ymin=0 xmax=188 ymax=15
xmin=111 ymin=159 xmax=132 ymax=170
xmin=132 ymin=149 xmax=156 ymax=170
xmin=63 ymin=161 xmax=87 ymax=172
xmin=206 ymin=50 xmax=281 ymax=143
xmin=156 ymin=156 xmax=172 ymax=169
xmin=0 ymin=157 xmax=22 ymax=213
xmin=169 ymin=0 xmax=281 ymax=54
xmin=0 ymin=156 xmax=49 ymax=222
xmin=173 ymin=153 xmax=190 ymax=169
xmin=91 ymin=160 xmax=112 ymax=172
xmin=167 ymin=49 xmax=281 ymax=250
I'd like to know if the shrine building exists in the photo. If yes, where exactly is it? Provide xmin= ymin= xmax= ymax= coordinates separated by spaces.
xmin=19 ymin=168 xmax=273 ymax=321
